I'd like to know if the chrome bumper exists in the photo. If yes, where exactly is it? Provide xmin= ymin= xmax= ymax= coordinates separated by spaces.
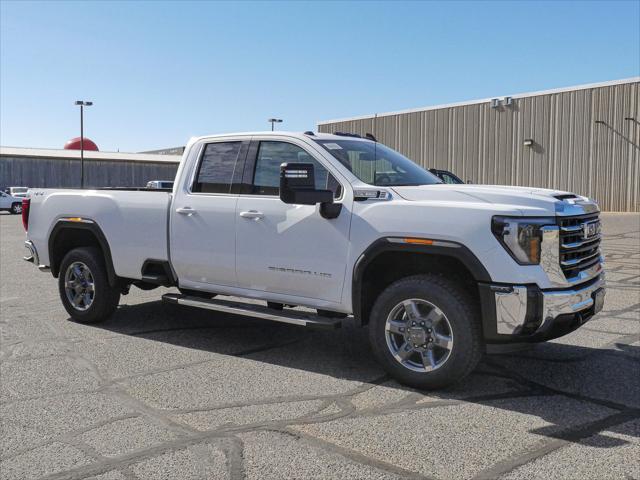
xmin=23 ymin=240 xmax=50 ymax=272
xmin=494 ymin=274 xmax=605 ymax=336
xmin=539 ymin=274 xmax=605 ymax=330
xmin=23 ymin=240 xmax=38 ymax=264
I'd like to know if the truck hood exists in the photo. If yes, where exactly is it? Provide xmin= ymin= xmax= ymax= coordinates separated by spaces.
xmin=390 ymin=184 xmax=584 ymax=216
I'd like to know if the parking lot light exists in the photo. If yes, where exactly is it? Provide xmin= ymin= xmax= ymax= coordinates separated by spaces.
xmin=268 ymin=118 xmax=283 ymax=131
xmin=74 ymin=100 xmax=93 ymax=188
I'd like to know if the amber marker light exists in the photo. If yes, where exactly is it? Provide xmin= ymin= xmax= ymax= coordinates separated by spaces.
xmin=404 ymin=238 xmax=434 ymax=245
xmin=530 ymin=236 xmax=541 ymax=264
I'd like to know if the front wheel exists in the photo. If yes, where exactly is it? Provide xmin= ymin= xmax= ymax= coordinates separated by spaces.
xmin=10 ymin=202 xmax=22 ymax=214
xmin=58 ymin=247 xmax=120 ymax=323
xmin=368 ymin=274 xmax=482 ymax=389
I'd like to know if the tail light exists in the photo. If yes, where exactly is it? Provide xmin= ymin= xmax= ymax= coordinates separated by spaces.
xmin=22 ymin=198 xmax=30 ymax=231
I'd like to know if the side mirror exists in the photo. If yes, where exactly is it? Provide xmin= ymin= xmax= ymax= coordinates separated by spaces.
xmin=280 ymin=163 xmax=333 ymax=205
xmin=280 ymin=163 xmax=342 ymax=219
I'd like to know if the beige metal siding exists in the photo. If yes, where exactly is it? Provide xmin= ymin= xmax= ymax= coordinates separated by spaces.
xmin=0 ymin=155 xmax=179 ymax=189
xmin=319 ymin=81 xmax=640 ymax=212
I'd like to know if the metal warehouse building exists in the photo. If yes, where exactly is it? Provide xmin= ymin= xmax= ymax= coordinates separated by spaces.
xmin=318 ymin=78 xmax=640 ymax=212
xmin=0 ymin=147 xmax=180 ymax=190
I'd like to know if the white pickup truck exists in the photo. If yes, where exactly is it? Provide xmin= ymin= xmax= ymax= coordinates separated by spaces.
xmin=22 ymin=131 xmax=605 ymax=388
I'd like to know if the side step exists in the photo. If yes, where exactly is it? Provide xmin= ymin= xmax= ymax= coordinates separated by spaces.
xmin=162 ymin=293 xmax=344 ymax=329
xmin=141 ymin=274 xmax=172 ymax=287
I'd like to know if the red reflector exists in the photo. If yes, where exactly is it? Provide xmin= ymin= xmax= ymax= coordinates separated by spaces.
xmin=22 ymin=198 xmax=30 ymax=231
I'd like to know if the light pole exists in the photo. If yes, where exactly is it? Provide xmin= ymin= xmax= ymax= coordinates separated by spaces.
xmin=74 ymin=100 xmax=93 ymax=188
xmin=268 ymin=118 xmax=283 ymax=131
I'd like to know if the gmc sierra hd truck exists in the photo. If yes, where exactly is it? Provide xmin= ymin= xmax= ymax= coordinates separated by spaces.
xmin=22 ymin=131 xmax=605 ymax=388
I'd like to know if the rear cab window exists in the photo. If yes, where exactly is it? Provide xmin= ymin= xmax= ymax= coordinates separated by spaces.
xmin=192 ymin=141 xmax=245 ymax=194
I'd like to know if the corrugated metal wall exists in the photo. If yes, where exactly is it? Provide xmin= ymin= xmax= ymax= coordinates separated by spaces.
xmin=319 ymin=81 xmax=640 ymax=212
xmin=0 ymin=156 xmax=179 ymax=189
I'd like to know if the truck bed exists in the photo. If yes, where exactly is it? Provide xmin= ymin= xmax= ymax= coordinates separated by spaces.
xmin=27 ymin=188 xmax=171 ymax=280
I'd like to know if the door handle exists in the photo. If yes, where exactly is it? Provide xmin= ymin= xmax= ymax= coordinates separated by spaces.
xmin=239 ymin=210 xmax=264 ymax=219
xmin=176 ymin=206 xmax=196 ymax=216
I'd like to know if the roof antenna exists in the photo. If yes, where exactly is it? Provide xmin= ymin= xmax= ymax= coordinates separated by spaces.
xmin=365 ymin=133 xmax=377 ymax=142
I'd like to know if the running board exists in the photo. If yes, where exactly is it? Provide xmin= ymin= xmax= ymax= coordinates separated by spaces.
xmin=162 ymin=293 xmax=344 ymax=329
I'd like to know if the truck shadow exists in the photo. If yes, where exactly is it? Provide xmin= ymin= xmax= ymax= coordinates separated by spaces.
xmin=88 ymin=298 xmax=640 ymax=449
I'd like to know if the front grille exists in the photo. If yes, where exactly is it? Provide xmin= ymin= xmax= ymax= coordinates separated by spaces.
xmin=558 ymin=213 xmax=602 ymax=280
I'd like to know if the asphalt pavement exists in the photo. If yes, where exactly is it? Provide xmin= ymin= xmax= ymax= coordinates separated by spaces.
xmin=1 ymin=212 xmax=638 ymax=480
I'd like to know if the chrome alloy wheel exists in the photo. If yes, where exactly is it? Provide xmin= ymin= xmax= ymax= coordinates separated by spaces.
xmin=385 ymin=299 xmax=454 ymax=372
xmin=64 ymin=262 xmax=95 ymax=311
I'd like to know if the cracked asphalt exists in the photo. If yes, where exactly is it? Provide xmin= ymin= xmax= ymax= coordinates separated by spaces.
xmin=1 ymin=212 xmax=639 ymax=480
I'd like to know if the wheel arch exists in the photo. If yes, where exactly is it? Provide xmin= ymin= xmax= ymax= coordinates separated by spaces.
xmin=48 ymin=220 xmax=118 ymax=287
xmin=352 ymin=238 xmax=492 ymax=325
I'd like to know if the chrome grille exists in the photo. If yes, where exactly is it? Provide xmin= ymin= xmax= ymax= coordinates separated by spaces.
xmin=558 ymin=213 xmax=601 ymax=280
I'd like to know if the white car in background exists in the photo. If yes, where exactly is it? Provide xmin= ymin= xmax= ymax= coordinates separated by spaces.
xmin=146 ymin=180 xmax=174 ymax=190
xmin=5 ymin=186 xmax=29 ymax=198
xmin=0 ymin=191 xmax=24 ymax=214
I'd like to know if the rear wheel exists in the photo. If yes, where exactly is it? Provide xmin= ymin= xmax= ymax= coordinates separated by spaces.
xmin=10 ymin=202 xmax=21 ymax=214
xmin=58 ymin=247 xmax=120 ymax=323
xmin=368 ymin=274 xmax=482 ymax=389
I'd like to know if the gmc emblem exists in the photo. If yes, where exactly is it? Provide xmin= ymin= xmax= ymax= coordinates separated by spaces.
xmin=583 ymin=221 xmax=600 ymax=239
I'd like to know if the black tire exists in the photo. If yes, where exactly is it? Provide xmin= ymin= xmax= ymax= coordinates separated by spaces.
xmin=10 ymin=202 xmax=21 ymax=214
xmin=368 ymin=274 xmax=482 ymax=389
xmin=58 ymin=247 xmax=120 ymax=324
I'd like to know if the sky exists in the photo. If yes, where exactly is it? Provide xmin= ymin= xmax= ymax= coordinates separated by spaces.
xmin=1 ymin=1 xmax=639 ymax=153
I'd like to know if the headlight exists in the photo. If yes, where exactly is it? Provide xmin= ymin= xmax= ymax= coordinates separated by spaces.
xmin=491 ymin=216 xmax=554 ymax=265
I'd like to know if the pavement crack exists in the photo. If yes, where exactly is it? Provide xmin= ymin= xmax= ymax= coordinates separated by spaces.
xmin=471 ymin=408 xmax=640 ymax=480
xmin=276 ymin=427 xmax=432 ymax=480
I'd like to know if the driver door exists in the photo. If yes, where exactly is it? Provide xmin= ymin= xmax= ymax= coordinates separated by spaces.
xmin=235 ymin=138 xmax=352 ymax=304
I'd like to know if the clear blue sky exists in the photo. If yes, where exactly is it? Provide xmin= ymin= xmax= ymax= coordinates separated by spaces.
xmin=1 ymin=1 xmax=639 ymax=152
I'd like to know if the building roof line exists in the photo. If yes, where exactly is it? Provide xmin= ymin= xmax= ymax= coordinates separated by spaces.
xmin=0 ymin=146 xmax=181 ymax=163
xmin=317 ymin=77 xmax=640 ymax=126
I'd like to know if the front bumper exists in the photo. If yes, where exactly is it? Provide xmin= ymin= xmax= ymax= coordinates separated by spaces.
xmin=480 ymin=274 xmax=605 ymax=343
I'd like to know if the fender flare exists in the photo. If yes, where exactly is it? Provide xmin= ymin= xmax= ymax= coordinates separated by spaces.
xmin=351 ymin=237 xmax=492 ymax=324
xmin=48 ymin=219 xmax=118 ymax=287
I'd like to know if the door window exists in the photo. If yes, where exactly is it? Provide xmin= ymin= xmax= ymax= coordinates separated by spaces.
xmin=251 ymin=141 xmax=341 ymax=197
xmin=193 ymin=142 xmax=243 ymax=194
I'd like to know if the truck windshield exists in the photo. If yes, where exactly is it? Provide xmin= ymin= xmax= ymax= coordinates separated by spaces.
xmin=314 ymin=139 xmax=442 ymax=186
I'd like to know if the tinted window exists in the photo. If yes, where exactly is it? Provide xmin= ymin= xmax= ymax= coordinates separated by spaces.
xmin=315 ymin=139 xmax=441 ymax=186
xmin=251 ymin=141 xmax=341 ymax=197
xmin=193 ymin=142 xmax=242 ymax=193
xmin=442 ymin=173 xmax=456 ymax=184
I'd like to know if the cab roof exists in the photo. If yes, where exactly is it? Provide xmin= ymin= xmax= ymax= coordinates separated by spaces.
xmin=192 ymin=131 xmax=374 ymax=143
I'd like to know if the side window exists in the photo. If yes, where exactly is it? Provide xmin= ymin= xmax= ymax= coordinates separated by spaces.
xmin=251 ymin=141 xmax=341 ymax=197
xmin=193 ymin=142 xmax=242 ymax=194
xmin=442 ymin=173 xmax=457 ymax=184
